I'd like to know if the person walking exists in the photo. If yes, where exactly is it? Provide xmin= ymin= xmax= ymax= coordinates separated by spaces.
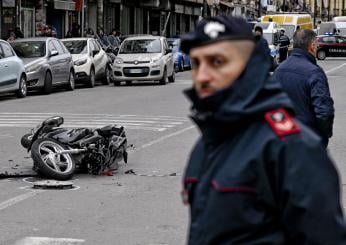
xmin=278 ymin=29 xmax=290 ymax=62
xmin=180 ymin=16 xmax=346 ymax=245
xmin=272 ymin=29 xmax=334 ymax=147
xmin=108 ymin=29 xmax=120 ymax=48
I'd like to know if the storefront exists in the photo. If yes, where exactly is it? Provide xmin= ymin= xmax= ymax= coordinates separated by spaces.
xmin=46 ymin=0 xmax=79 ymax=38
xmin=1 ymin=0 xmax=16 ymax=39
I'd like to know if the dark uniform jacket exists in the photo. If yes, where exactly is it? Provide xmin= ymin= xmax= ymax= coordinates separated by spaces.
xmin=183 ymin=40 xmax=346 ymax=244
xmin=272 ymin=48 xmax=334 ymax=146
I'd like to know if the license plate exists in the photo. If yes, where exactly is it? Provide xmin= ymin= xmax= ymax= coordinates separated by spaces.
xmin=128 ymin=69 xmax=142 ymax=73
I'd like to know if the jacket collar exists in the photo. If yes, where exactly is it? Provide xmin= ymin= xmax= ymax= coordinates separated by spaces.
xmin=291 ymin=48 xmax=317 ymax=65
xmin=184 ymin=39 xmax=294 ymax=143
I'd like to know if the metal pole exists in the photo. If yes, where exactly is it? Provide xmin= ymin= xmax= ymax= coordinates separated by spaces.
xmin=81 ymin=0 xmax=84 ymax=37
xmin=314 ymin=0 xmax=317 ymax=27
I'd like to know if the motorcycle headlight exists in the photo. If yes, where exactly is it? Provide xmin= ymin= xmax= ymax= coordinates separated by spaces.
xmin=74 ymin=58 xmax=87 ymax=66
xmin=115 ymin=58 xmax=123 ymax=64
xmin=25 ymin=63 xmax=43 ymax=73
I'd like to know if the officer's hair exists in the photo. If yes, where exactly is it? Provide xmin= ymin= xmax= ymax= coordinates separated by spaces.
xmin=293 ymin=29 xmax=317 ymax=51
xmin=254 ymin=26 xmax=263 ymax=34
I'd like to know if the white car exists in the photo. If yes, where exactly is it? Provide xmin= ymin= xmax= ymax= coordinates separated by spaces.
xmin=113 ymin=35 xmax=175 ymax=85
xmin=62 ymin=38 xmax=111 ymax=87
xmin=0 ymin=39 xmax=27 ymax=98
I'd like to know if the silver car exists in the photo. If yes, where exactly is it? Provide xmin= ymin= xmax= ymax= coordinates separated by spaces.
xmin=11 ymin=37 xmax=75 ymax=94
xmin=0 ymin=39 xmax=27 ymax=98
xmin=113 ymin=35 xmax=175 ymax=85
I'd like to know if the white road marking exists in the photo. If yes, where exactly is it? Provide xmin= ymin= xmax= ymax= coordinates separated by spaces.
xmin=0 ymin=113 xmax=188 ymax=131
xmin=133 ymin=125 xmax=196 ymax=151
xmin=14 ymin=237 xmax=85 ymax=245
xmin=0 ymin=190 xmax=44 ymax=211
xmin=0 ymin=133 xmax=14 ymax=138
xmin=325 ymin=63 xmax=346 ymax=74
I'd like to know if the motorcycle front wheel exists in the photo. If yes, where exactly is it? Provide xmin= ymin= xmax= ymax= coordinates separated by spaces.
xmin=31 ymin=138 xmax=75 ymax=180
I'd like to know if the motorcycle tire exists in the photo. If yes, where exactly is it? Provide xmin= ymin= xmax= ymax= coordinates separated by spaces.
xmin=21 ymin=133 xmax=33 ymax=149
xmin=31 ymin=138 xmax=75 ymax=180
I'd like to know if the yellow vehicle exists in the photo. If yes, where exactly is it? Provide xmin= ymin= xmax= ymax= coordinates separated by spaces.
xmin=261 ymin=14 xmax=313 ymax=39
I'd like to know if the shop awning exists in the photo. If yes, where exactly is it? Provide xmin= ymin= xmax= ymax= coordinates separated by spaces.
xmin=219 ymin=0 xmax=234 ymax=8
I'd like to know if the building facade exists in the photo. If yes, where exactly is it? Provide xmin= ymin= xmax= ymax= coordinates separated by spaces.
xmin=2 ymin=0 xmax=346 ymax=39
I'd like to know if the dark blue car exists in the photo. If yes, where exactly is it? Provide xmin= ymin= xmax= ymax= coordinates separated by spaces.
xmin=167 ymin=38 xmax=191 ymax=72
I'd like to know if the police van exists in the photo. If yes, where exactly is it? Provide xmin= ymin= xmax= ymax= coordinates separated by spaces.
xmin=261 ymin=14 xmax=313 ymax=40
xmin=316 ymin=35 xmax=346 ymax=60
xmin=318 ymin=22 xmax=346 ymax=36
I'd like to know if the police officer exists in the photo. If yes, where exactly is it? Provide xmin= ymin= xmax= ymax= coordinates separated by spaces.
xmin=180 ymin=16 xmax=346 ymax=244
xmin=272 ymin=29 xmax=334 ymax=147
xmin=278 ymin=29 xmax=290 ymax=62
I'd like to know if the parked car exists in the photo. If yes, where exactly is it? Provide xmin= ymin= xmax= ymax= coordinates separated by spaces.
xmin=113 ymin=35 xmax=175 ymax=85
xmin=62 ymin=38 xmax=111 ymax=87
xmin=316 ymin=34 xmax=346 ymax=60
xmin=167 ymin=38 xmax=191 ymax=72
xmin=11 ymin=37 xmax=75 ymax=94
xmin=0 ymin=39 xmax=27 ymax=98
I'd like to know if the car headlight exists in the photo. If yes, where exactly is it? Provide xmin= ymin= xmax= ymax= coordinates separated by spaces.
xmin=74 ymin=59 xmax=87 ymax=66
xmin=115 ymin=58 xmax=123 ymax=64
xmin=25 ymin=63 xmax=43 ymax=73
xmin=150 ymin=57 xmax=161 ymax=64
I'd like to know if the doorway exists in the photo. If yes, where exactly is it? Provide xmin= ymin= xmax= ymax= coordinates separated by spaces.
xmin=21 ymin=8 xmax=35 ymax=37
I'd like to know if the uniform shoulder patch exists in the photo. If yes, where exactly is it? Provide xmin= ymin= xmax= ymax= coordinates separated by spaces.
xmin=264 ymin=108 xmax=301 ymax=139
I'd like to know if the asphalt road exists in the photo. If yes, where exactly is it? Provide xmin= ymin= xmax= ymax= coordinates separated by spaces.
xmin=0 ymin=58 xmax=346 ymax=245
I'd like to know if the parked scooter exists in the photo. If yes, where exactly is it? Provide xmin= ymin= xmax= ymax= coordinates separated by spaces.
xmin=21 ymin=116 xmax=128 ymax=180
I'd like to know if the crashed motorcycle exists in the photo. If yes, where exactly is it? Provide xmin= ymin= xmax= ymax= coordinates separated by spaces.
xmin=21 ymin=116 xmax=128 ymax=180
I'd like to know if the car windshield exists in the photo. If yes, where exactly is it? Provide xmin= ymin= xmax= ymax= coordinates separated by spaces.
xmin=167 ymin=39 xmax=180 ymax=52
xmin=280 ymin=25 xmax=295 ymax=40
xmin=11 ymin=41 xmax=46 ymax=58
xmin=119 ymin=39 xmax=161 ymax=54
xmin=62 ymin=40 xmax=87 ymax=54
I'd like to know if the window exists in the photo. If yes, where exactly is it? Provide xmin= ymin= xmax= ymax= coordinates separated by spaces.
xmin=0 ymin=45 xmax=4 ymax=59
xmin=322 ymin=37 xmax=336 ymax=43
xmin=11 ymin=42 xmax=46 ymax=58
xmin=1 ymin=43 xmax=14 ymax=58
xmin=92 ymin=40 xmax=101 ymax=51
xmin=48 ymin=41 xmax=57 ymax=52
xmin=52 ymin=40 xmax=65 ymax=54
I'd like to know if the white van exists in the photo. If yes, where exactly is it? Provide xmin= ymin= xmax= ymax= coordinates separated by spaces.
xmin=318 ymin=22 xmax=346 ymax=36
xmin=261 ymin=14 xmax=313 ymax=40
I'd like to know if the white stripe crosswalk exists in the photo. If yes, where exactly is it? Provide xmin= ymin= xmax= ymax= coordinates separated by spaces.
xmin=0 ymin=113 xmax=189 ymax=132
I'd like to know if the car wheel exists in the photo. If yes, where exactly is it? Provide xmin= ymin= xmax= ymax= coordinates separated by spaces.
xmin=43 ymin=71 xmax=52 ymax=94
xmin=88 ymin=68 xmax=95 ymax=88
xmin=168 ymin=70 xmax=175 ymax=83
xmin=126 ymin=81 xmax=132 ymax=86
xmin=66 ymin=70 xmax=75 ymax=91
xmin=16 ymin=74 xmax=27 ymax=98
xmin=317 ymin=50 xmax=326 ymax=60
xmin=113 ymin=81 xmax=121 ymax=86
xmin=159 ymin=68 xmax=168 ymax=85
xmin=102 ymin=66 xmax=111 ymax=85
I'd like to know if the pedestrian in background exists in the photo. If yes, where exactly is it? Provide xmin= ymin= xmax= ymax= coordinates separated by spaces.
xmin=278 ymin=29 xmax=290 ymax=62
xmin=272 ymin=29 xmax=334 ymax=147
xmin=180 ymin=16 xmax=346 ymax=244
xmin=96 ymin=28 xmax=110 ymax=49
xmin=108 ymin=29 xmax=120 ymax=48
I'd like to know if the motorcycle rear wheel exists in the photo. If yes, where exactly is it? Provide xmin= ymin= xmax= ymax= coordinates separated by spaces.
xmin=31 ymin=138 xmax=75 ymax=180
